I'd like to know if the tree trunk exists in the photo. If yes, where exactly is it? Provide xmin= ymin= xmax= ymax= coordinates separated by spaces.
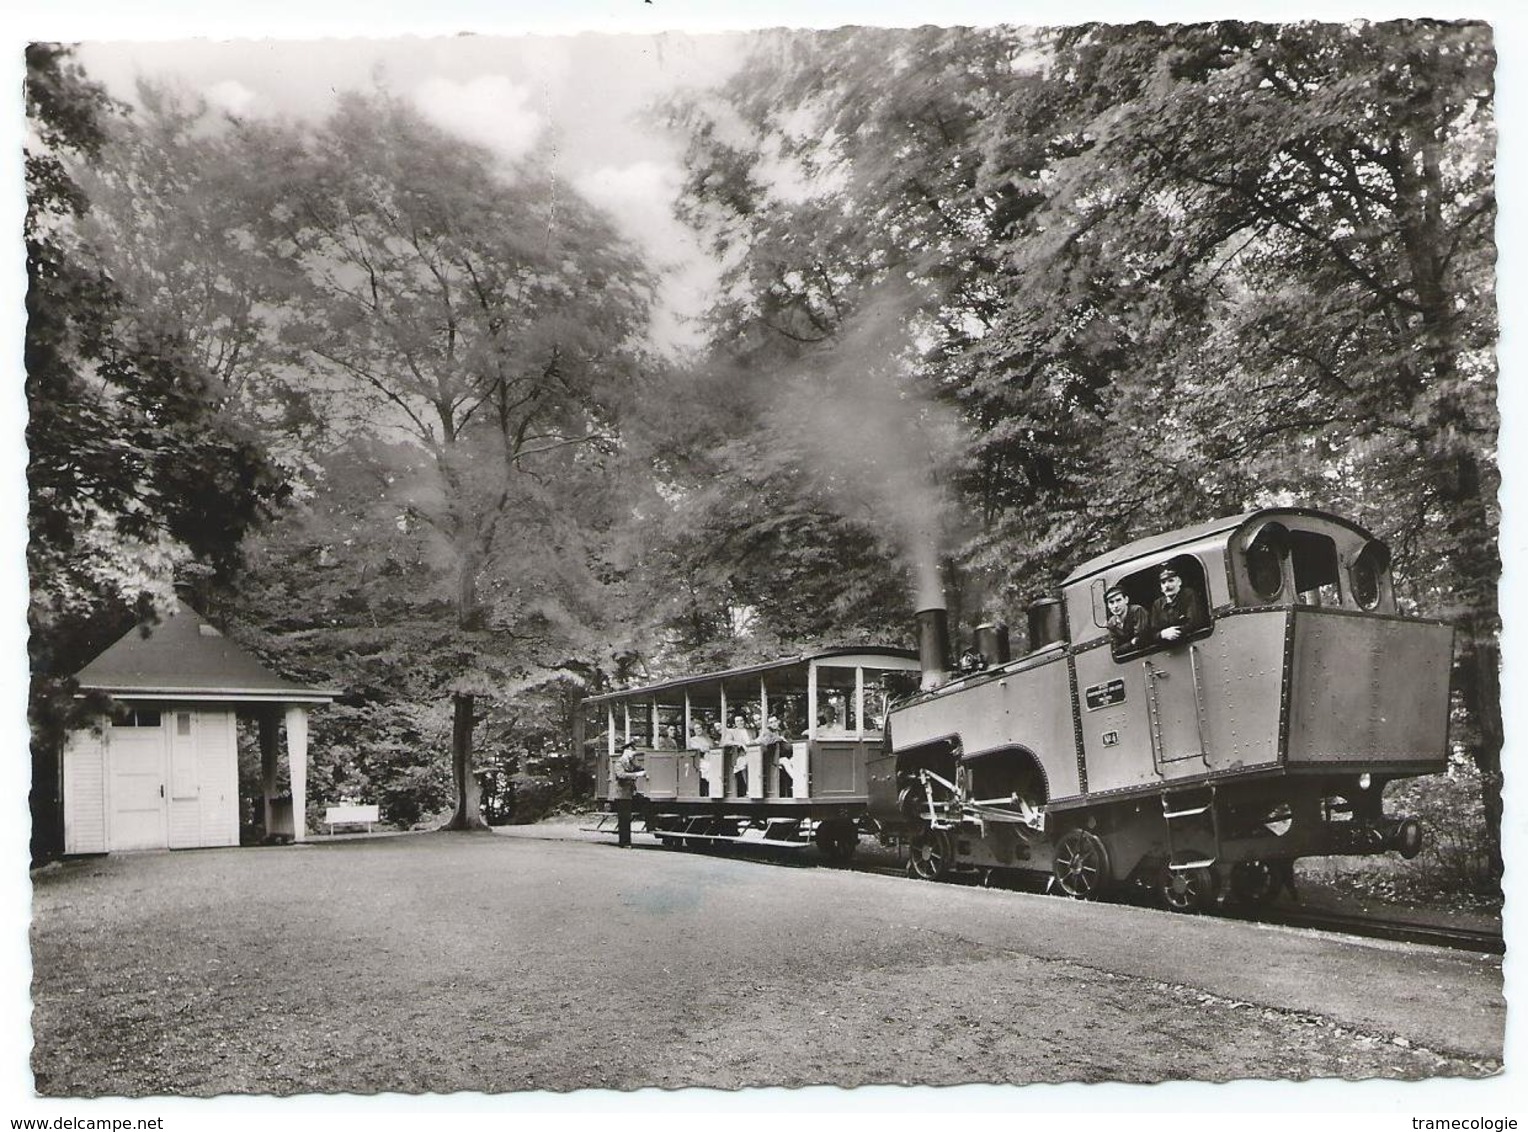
xmin=1468 ymin=641 xmax=1503 ymax=882
xmin=441 ymin=555 xmax=490 ymax=831
xmin=441 ymin=689 xmax=490 ymax=831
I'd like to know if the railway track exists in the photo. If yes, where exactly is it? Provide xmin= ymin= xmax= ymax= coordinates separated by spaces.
xmin=626 ymin=822 xmax=1503 ymax=954
xmin=663 ymin=836 xmax=1503 ymax=954
xmin=1234 ymin=906 xmax=1505 ymax=954
xmin=868 ymin=856 xmax=1504 ymax=952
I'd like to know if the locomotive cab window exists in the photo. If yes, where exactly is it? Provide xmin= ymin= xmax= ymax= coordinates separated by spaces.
xmin=1350 ymin=540 xmax=1393 ymax=611
xmin=1289 ymin=530 xmax=1342 ymax=608
xmin=1105 ymin=555 xmax=1212 ymax=660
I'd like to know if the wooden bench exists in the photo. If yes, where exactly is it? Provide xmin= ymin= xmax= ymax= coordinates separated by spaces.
xmin=324 ymin=803 xmax=380 ymax=834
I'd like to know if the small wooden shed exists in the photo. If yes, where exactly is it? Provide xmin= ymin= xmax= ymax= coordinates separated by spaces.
xmin=63 ymin=600 xmax=337 ymax=854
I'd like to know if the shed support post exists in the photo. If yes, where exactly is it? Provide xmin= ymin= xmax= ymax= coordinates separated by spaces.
xmin=259 ymin=710 xmax=281 ymax=836
xmin=286 ymin=705 xmax=309 ymax=843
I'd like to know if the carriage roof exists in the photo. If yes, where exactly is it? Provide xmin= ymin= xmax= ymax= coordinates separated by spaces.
xmin=582 ymin=646 xmax=919 ymax=706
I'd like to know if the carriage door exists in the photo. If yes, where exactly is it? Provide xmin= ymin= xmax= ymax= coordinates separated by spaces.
xmin=108 ymin=709 xmax=169 ymax=851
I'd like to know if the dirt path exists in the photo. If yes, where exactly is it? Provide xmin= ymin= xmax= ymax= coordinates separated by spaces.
xmin=29 ymin=831 xmax=1503 ymax=1096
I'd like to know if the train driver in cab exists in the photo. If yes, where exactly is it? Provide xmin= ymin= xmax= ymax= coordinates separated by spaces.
xmin=1149 ymin=564 xmax=1209 ymax=644
xmin=1105 ymin=585 xmax=1149 ymax=654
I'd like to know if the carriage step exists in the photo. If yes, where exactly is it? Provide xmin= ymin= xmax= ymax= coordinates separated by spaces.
xmin=1162 ymin=804 xmax=1211 ymax=819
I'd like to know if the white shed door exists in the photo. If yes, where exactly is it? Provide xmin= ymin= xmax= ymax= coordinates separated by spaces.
xmin=109 ymin=727 xmax=168 ymax=850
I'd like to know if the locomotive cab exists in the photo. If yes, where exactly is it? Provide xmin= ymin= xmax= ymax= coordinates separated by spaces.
xmin=884 ymin=507 xmax=1453 ymax=911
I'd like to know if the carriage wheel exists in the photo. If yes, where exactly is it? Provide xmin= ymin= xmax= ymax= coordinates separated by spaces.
xmin=908 ymin=828 xmax=954 ymax=881
xmin=1160 ymin=864 xmax=1218 ymax=913
xmin=1052 ymin=829 xmax=1111 ymax=900
xmin=814 ymin=818 xmax=859 ymax=863
xmin=1229 ymin=860 xmax=1283 ymax=908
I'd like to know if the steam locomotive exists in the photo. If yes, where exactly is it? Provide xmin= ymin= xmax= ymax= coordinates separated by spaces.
xmin=589 ymin=507 xmax=1453 ymax=912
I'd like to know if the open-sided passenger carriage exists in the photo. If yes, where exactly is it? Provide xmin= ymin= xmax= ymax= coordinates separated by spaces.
xmin=585 ymin=648 xmax=921 ymax=857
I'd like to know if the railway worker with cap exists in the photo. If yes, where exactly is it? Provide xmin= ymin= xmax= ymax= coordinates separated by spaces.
xmin=1105 ymin=585 xmax=1149 ymax=654
xmin=1149 ymin=564 xmax=1209 ymax=644
xmin=611 ymin=740 xmax=647 ymax=848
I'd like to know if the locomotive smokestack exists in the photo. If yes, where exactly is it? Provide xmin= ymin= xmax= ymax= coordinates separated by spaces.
xmin=915 ymin=605 xmax=952 ymax=691
xmin=975 ymin=621 xmax=1011 ymax=666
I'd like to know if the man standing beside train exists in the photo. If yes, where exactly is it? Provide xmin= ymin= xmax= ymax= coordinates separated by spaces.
xmin=611 ymin=739 xmax=646 ymax=848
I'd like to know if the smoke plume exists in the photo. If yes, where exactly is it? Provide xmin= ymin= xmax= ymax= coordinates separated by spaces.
xmin=764 ymin=281 xmax=964 ymax=613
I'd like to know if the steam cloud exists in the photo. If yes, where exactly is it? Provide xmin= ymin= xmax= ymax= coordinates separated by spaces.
xmin=763 ymin=283 xmax=964 ymax=613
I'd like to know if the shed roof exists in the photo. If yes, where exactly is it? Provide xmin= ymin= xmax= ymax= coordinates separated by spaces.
xmin=74 ymin=600 xmax=338 ymax=704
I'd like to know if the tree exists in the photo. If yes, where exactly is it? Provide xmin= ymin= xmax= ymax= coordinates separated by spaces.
xmin=641 ymin=29 xmax=1025 ymax=658
xmin=77 ymin=82 xmax=323 ymax=455
xmin=24 ymin=45 xmax=286 ymax=860
xmin=238 ymin=93 xmax=656 ymax=829
xmin=975 ymin=19 xmax=1500 ymax=864
xmin=668 ymin=21 xmax=1500 ymax=869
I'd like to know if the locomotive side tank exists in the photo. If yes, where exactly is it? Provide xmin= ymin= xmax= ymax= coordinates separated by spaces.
xmin=876 ymin=508 xmax=1453 ymax=911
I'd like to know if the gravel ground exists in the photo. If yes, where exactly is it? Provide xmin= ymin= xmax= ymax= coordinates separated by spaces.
xmin=29 ymin=829 xmax=1503 ymax=1097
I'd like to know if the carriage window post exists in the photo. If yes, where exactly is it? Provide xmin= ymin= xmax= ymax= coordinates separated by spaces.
xmin=683 ymin=690 xmax=691 ymax=741
xmin=607 ymin=704 xmax=617 ymax=759
xmin=623 ymin=702 xmax=631 ymax=744
xmin=806 ymin=663 xmax=818 ymax=740
xmin=760 ymin=677 xmax=769 ymax=724
xmin=855 ymin=666 xmax=865 ymax=738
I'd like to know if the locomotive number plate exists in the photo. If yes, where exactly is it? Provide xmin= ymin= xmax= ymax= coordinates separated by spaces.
xmin=1084 ymin=679 xmax=1127 ymax=711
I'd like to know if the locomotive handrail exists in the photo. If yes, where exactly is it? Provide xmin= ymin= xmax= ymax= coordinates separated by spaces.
xmin=1188 ymin=644 xmax=1211 ymax=769
xmin=1145 ymin=662 xmax=1165 ymax=776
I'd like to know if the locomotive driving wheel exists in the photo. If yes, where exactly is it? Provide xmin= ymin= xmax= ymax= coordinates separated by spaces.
xmin=814 ymin=818 xmax=859 ymax=863
xmin=1052 ymin=829 xmax=1111 ymax=900
xmin=908 ymin=828 xmax=954 ymax=881
xmin=1160 ymin=864 xmax=1219 ymax=913
xmin=1229 ymin=860 xmax=1285 ymax=908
